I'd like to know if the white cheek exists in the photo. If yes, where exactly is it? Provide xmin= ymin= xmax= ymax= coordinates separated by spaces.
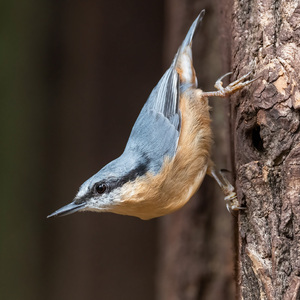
xmin=84 ymin=188 xmax=123 ymax=211
xmin=76 ymin=185 xmax=90 ymax=198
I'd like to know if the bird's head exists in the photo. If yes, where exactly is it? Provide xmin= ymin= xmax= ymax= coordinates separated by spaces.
xmin=47 ymin=171 xmax=123 ymax=218
xmin=47 ymin=153 xmax=150 ymax=218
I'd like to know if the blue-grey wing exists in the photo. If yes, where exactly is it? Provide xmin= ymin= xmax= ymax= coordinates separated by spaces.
xmin=124 ymin=66 xmax=181 ymax=174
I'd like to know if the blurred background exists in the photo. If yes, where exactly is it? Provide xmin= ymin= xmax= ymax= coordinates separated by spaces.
xmin=0 ymin=0 xmax=235 ymax=299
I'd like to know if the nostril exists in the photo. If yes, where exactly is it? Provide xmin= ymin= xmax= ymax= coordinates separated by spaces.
xmin=252 ymin=124 xmax=264 ymax=152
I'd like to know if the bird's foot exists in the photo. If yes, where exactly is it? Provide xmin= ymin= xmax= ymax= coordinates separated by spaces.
xmin=208 ymin=168 xmax=246 ymax=214
xmin=202 ymin=70 xmax=257 ymax=98
xmin=224 ymin=192 xmax=246 ymax=214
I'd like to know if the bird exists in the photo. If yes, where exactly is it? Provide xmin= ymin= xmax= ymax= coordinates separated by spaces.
xmin=48 ymin=10 xmax=255 ymax=220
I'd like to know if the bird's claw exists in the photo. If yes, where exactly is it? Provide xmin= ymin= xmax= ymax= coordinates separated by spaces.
xmin=203 ymin=70 xmax=257 ymax=98
xmin=214 ymin=72 xmax=232 ymax=90
xmin=209 ymin=168 xmax=246 ymax=214
xmin=225 ymin=192 xmax=246 ymax=215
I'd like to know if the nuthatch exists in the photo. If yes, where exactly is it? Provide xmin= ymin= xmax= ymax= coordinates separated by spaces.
xmin=48 ymin=10 xmax=255 ymax=220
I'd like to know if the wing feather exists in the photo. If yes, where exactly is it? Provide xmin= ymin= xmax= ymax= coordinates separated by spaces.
xmin=124 ymin=66 xmax=181 ymax=174
xmin=123 ymin=11 xmax=205 ymax=174
xmin=150 ymin=67 xmax=180 ymax=130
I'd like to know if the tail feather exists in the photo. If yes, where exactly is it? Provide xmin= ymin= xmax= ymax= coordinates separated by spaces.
xmin=180 ymin=10 xmax=205 ymax=51
xmin=173 ymin=10 xmax=205 ymax=89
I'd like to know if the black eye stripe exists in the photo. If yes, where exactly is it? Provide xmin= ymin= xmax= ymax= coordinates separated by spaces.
xmin=92 ymin=159 xmax=150 ymax=196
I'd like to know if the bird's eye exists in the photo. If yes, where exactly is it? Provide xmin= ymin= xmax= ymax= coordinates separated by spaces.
xmin=95 ymin=183 xmax=107 ymax=194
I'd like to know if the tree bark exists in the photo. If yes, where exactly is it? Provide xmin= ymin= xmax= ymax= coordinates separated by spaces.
xmin=229 ymin=1 xmax=300 ymax=299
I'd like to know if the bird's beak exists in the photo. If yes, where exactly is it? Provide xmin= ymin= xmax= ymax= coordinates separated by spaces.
xmin=47 ymin=201 xmax=86 ymax=218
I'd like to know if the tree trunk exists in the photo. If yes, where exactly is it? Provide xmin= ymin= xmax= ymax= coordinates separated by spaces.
xmin=229 ymin=1 xmax=300 ymax=299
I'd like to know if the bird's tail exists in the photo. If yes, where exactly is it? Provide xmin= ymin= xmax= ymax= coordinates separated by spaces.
xmin=180 ymin=10 xmax=205 ymax=52
xmin=173 ymin=10 xmax=205 ymax=89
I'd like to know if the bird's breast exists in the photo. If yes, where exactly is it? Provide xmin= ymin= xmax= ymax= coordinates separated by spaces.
xmin=114 ymin=90 xmax=212 ymax=220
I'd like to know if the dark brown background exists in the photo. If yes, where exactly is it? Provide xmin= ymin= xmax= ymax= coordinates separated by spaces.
xmin=0 ymin=0 xmax=236 ymax=299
